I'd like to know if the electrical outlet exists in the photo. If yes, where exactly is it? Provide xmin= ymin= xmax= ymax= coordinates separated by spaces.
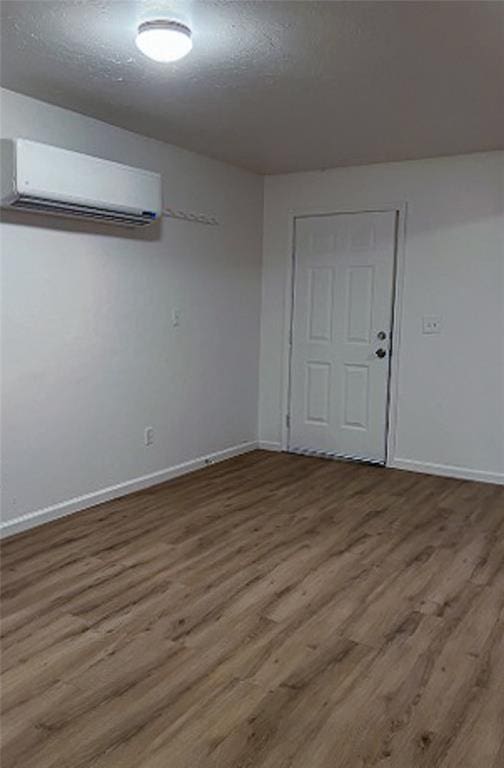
xmin=422 ymin=316 xmax=442 ymax=334
xmin=144 ymin=427 xmax=154 ymax=446
xmin=172 ymin=309 xmax=181 ymax=328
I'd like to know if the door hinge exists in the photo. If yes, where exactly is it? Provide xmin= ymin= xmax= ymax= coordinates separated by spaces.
xmin=286 ymin=413 xmax=290 ymax=429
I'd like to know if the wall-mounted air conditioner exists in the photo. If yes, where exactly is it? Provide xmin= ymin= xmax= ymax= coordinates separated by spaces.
xmin=0 ymin=139 xmax=162 ymax=226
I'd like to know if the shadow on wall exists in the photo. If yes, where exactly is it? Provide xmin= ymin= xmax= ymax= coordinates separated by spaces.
xmin=0 ymin=208 xmax=162 ymax=241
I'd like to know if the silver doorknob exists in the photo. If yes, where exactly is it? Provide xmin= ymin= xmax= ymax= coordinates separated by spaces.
xmin=376 ymin=348 xmax=387 ymax=358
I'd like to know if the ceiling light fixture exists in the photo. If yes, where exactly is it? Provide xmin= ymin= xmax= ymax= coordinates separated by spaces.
xmin=135 ymin=20 xmax=192 ymax=63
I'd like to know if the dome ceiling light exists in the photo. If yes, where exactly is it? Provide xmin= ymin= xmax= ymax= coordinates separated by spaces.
xmin=135 ymin=20 xmax=193 ymax=63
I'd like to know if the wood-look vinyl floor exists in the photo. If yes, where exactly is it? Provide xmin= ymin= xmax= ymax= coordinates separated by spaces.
xmin=1 ymin=450 xmax=503 ymax=768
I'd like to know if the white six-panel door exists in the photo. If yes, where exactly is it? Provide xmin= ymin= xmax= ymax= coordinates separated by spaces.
xmin=289 ymin=211 xmax=397 ymax=463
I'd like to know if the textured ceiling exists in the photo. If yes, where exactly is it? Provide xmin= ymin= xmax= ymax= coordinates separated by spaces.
xmin=1 ymin=0 xmax=503 ymax=174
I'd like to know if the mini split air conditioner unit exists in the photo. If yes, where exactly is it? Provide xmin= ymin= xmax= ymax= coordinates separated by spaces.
xmin=0 ymin=139 xmax=162 ymax=226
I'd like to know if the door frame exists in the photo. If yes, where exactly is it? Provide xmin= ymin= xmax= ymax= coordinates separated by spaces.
xmin=281 ymin=202 xmax=407 ymax=466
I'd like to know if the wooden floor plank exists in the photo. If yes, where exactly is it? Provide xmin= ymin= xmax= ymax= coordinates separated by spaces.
xmin=1 ymin=450 xmax=503 ymax=767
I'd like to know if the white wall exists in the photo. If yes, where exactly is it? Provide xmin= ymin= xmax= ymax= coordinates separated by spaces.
xmin=259 ymin=153 xmax=504 ymax=483
xmin=0 ymin=88 xmax=264 ymax=533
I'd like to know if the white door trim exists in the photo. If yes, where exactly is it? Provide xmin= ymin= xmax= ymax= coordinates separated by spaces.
xmin=280 ymin=202 xmax=408 ymax=467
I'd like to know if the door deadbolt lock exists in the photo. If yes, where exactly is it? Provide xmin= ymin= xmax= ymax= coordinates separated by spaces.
xmin=376 ymin=348 xmax=387 ymax=358
xmin=377 ymin=331 xmax=387 ymax=340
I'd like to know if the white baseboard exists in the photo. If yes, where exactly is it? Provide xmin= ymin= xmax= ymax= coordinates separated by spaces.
xmin=0 ymin=441 xmax=258 ymax=539
xmin=4 ymin=445 xmax=500 ymax=539
xmin=258 ymin=441 xmax=283 ymax=452
xmin=390 ymin=458 xmax=504 ymax=485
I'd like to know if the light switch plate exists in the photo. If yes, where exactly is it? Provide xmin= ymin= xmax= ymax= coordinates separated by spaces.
xmin=422 ymin=316 xmax=442 ymax=334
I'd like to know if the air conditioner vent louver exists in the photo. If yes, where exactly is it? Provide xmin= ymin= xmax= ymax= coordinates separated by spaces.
xmin=1 ymin=139 xmax=162 ymax=227
xmin=11 ymin=195 xmax=156 ymax=226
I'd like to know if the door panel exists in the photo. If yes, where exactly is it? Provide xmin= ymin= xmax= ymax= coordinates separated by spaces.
xmin=343 ymin=364 xmax=369 ymax=430
xmin=346 ymin=266 xmax=374 ymax=343
xmin=308 ymin=267 xmax=333 ymax=342
xmin=306 ymin=362 xmax=331 ymax=424
xmin=289 ymin=211 xmax=396 ymax=463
